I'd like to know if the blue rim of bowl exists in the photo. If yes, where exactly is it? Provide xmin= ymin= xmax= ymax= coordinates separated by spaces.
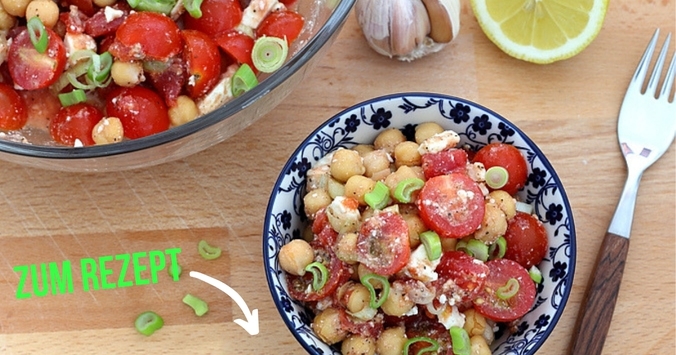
xmin=263 ymin=92 xmax=576 ymax=354
xmin=0 ymin=0 xmax=356 ymax=159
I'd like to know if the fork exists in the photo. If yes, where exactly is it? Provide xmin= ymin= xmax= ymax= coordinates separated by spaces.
xmin=569 ymin=29 xmax=676 ymax=355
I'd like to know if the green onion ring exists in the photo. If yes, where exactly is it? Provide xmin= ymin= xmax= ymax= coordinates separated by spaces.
xmin=168 ymin=263 xmax=182 ymax=280
xmin=304 ymin=261 xmax=328 ymax=291
xmin=419 ymin=230 xmax=442 ymax=261
xmin=87 ymin=52 xmax=113 ymax=84
xmin=251 ymin=36 xmax=288 ymax=73
xmin=183 ymin=0 xmax=204 ymax=18
xmin=134 ymin=311 xmax=164 ymax=336
xmin=197 ymin=240 xmax=222 ymax=260
xmin=403 ymin=336 xmax=440 ymax=355
xmin=496 ymin=278 xmax=520 ymax=300
xmin=58 ymin=89 xmax=87 ymax=107
xmin=393 ymin=177 xmax=425 ymax=203
xmin=488 ymin=236 xmax=507 ymax=260
xmin=66 ymin=72 xmax=96 ymax=90
xmin=457 ymin=238 xmax=489 ymax=262
xmin=529 ymin=265 xmax=543 ymax=284
xmin=359 ymin=273 xmax=390 ymax=309
xmin=364 ymin=181 xmax=390 ymax=210
xmin=485 ymin=166 xmax=509 ymax=189
xmin=449 ymin=326 xmax=471 ymax=355
xmin=231 ymin=64 xmax=258 ymax=97
xmin=182 ymin=294 xmax=209 ymax=316
xmin=27 ymin=17 xmax=48 ymax=54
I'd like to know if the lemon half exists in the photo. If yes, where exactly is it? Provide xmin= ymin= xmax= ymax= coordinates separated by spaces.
xmin=471 ymin=0 xmax=609 ymax=64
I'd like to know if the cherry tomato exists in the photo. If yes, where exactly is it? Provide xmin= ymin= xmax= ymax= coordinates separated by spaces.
xmin=338 ymin=308 xmax=383 ymax=338
xmin=256 ymin=10 xmax=305 ymax=44
xmin=105 ymin=86 xmax=170 ymax=139
xmin=214 ymin=29 xmax=255 ymax=69
xmin=0 ymin=84 xmax=28 ymax=131
xmin=7 ymin=27 xmax=67 ymax=90
xmin=182 ymin=30 xmax=221 ymax=99
xmin=504 ymin=212 xmax=548 ymax=269
xmin=64 ymin=0 xmax=95 ymax=16
xmin=417 ymin=173 xmax=485 ymax=239
xmin=84 ymin=3 xmax=130 ymax=38
xmin=435 ymin=251 xmax=489 ymax=305
xmin=286 ymin=246 xmax=351 ymax=302
xmin=473 ymin=258 xmax=536 ymax=322
xmin=183 ymin=0 xmax=242 ymax=37
xmin=310 ymin=208 xmax=338 ymax=248
xmin=472 ymin=143 xmax=528 ymax=195
xmin=50 ymin=103 xmax=103 ymax=146
xmin=356 ymin=210 xmax=410 ymax=276
xmin=145 ymin=57 xmax=188 ymax=108
xmin=421 ymin=148 xmax=468 ymax=180
xmin=111 ymin=12 xmax=182 ymax=61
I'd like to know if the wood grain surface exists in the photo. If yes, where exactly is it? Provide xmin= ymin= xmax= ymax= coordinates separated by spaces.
xmin=0 ymin=0 xmax=674 ymax=354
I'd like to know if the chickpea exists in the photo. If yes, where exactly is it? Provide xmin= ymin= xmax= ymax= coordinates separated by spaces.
xmin=374 ymin=128 xmax=406 ymax=155
xmin=415 ymin=122 xmax=444 ymax=144
xmin=473 ymin=202 xmax=508 ymax=243
xmin=168 ymin=95 xmax=200 ymax=127
xmin=488 ymin=190 xmax=517 ymax=220
xmin=25 ymin=0 xmax=59 ymax=28
xmin=111 ymin=60 xmax=145 ymax=87
xmin=376 ymin=327 xmax=407 ymax=355
xmin=342 ymin=283 xmax=370 ymax=314
xmin=470 ymin=335 xmax=492 ymax=355
xmin=335 ymin=232 xmax=359 ymax=264
xmin=381 ymin=281 xmax=415 ymax=317
xmin=362 ymin=149 xmax=392 ymax=178
xmin=330 ymin=148 xmax=365 ymax=182
xmin=384 ymin=165 xmax=424 ymax=196
xmin=357 ymin=263 xmax=386 ymax=289
xmin=92 ymin=0 xmax=116 ymax=7
xmin=341 ymin=334 xmax=376 ymax=355
xmin=393 ymin=141 xmax=421 ymax=167
xmin=327 ymin=178 xmax=345 ymax=199
xmin=463 ymin=308 xmax=488 ymax=337
xmin=344 ymin=175 xmax=376 ymax=205
xmin=1 ymin=0 xmax=30 ymax=17
xmin=399 ymin=206 xmax=425 ymax=248
xmin=311 ymin=307 xmax=348 ymax=345
xmin=91 ymin=117 xmax=124 ymax=145
xmin=0 ymin=2 xmax=17 ymax=30
xmin=278 ymin=239 xmax=314 ymax=276
xmin=303 ymin=189 xmax=332 ymax=219
xmin=352 ymin=144 xmax=374 ymax=156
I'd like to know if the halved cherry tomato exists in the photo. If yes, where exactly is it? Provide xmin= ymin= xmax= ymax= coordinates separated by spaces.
xmin=84 ymin=3 xmax=130 ymax=38
xmin=504 ymin=212 xmax=548 ymax=269
xmin=105 ymin=86 xmax=170 ymax=139
xmin=50 ymin=103 xmax=103 ymax=146
xmin=7 ymin=27 xmax=67 ymax=90
xmin=435 ymin=251 xmax=489 ymax=305
xmin=473 ymin=258 xmax=536 ymax=322
xmin=286 ymin=246 xmax=351 ymax=302
xmin=421 ymin=148 xmax=468 ymax=180
xmin=110 ymin=12 xmax=182 ymax=61
xmin=64 ymin=0 xmax=95 ymax=17
xmin=356 ymin=210 xmax=410 ymax=276
xmin=214 ymin=30 xmax=255 ymax=69
xmin=472 ymin=143 xmax=528 ymax=195
xmin=183 ymin=0 xmax=242 ymax=37
xmin=338 ymin=308 xmax=383 ymax=338
xmin=310 ymin=208 xmax=338 ymax=248
xmin=145 ymin=58 xmax=188 ymax=108
xmin=0 ymin=84 xmax=28 ymax=131
xmin=417 ymin=173 xmax=485 ymax=239
xmin=182 ymin=30 xmax=221 ymax=99
xmin=256 ymin=10 xmax=305 ymax=44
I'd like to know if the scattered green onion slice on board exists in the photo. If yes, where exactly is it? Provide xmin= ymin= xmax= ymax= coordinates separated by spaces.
xmin=183 ymin=0 xmax=204 ymax=18
xmin=58 ymin=89 xmax=87 ymax=107
xmin=402 ymin=336 xmax=440 ymax=355
xmin=488 ymin=236 xmax=507 ymax=260
xmin=168 ymin=263 xmax=182 ymax=280
xmin=304 ymin=261 xmax=328 ymax=291
xmin=197 ymin=240 xmax=222 ymax=260
xmin=529 ymin=265 xmax=543 ymax=284
xmin=360 ymin=273 xmax=390 ymax=309
xmin=485 ymin=166 xmax=509 ymax=189
xmin=231 ymin=64 xmax=258 ymax=97
xmin=449 ymin=326 xmax=471 ymax=355
xmin=364 ymin=181 xmax=390 ymax=210
xmin=496 ymin=278 xmax=520 ymax=300
xmin=393 ymin=177 xmax=425 ymax=203
xmin=27 ymin=17 xmax=48 ymax=54
xmin=183 ymin=294 xmax=209 ymax=316
xmin=419 ymin=230 xmax=442 ymax=261
xmin=134 ymin=311 xmax=164 ymax=336
xmin=251 ymin=36 xmax=288 ymax=73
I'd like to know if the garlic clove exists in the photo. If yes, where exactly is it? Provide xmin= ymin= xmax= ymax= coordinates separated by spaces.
xmin=421 ymin=0 xmax=454 ymax=43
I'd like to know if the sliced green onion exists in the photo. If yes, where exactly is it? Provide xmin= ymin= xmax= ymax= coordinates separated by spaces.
xmin=488 ymin=236 xmax=507 ymax=260
xmin=485 ymin=166 xmax=509 ymax=189
xmin=69 ymin=49 xmax=96 ymax=64
xmin=27 ymin=17 xmax=48 ymax=54
xmin=419 ymin=230 xmax=442 ymax=261
xmin=393 ymin=177 xmax=425 ymax=203
xmin=197 ymin=240 xmax=222 ymax=260
xmin=182 ymin=293 xmax=209 ymax=316
xmin=127 ymin=0 xmax=140 ymax=7
xmin=515 ymin=201 xmax=534 ymax=214
xmin=529 ymin=265 xmax=543 ymax=284
xmin=359 ymin=273 xmax=390 ymax=309
xmin=449 ymin=326 xmax=471 ymax=355
xmin=143 ymin=60 xmax=170 ymax=73
xmin=134 ymin=311 xmax=164 ymax=336
xmin=66 ymin=72 xmax=96 ymax=90
xmin=496 ymin=278 xmax=520 ymax=300
xmin=168 ymin=263 xmax=182 ymax=280
xmin=403 ymin=336 xmax=439 ymax=355
xmin=304 ymin=261 xmax=328 ymax=291
xmin=231 ymin=63 xmax=258 ymax=97
xmin=58 ymin=89 xmax=87 ymax=107
xmin=183 ymin=0 xmax=204 ymax=18
xmin=52 ymin=61 xmax=89 ymax=94
xmin=457 ymin=239 xmax=489 ymax=262
xmin=127 ymin=0 xmax=176 ymax=14
xmin=87 ymin=52 xmax=113 ymax=84
xmin=251 ymin=36 xmax=288 ymax=73
xmin=364 ymin=181 xmax=390 ymax=210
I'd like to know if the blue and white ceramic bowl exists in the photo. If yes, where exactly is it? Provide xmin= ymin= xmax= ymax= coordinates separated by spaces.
xmin=264 ymin=92 xmax=576 ymax=355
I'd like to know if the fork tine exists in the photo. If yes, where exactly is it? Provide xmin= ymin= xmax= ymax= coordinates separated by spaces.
xmin=631 ymin=29 xmax=660 ymax=91
xmin=647 ymin=32 xmax=672 ymax=97
xmin=659 ymin=43 xmax=675 ymax=100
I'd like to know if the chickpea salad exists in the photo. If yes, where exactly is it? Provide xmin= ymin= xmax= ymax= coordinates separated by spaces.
xmin=0 ymin=0 xmax=303 ymax=146
xmin=278 ymin=122 xmax=549 ymax=355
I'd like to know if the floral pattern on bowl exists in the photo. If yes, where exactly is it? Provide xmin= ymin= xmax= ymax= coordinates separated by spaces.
xmin=264 ymin=92 xmax=576 ymax=355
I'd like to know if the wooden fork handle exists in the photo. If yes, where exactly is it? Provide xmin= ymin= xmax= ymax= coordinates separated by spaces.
xmin=570 ymin=232 xmax=630 ymax=355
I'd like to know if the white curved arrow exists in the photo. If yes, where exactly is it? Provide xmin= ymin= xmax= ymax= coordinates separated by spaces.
xmin=189 ymin=271 xmax=259 ymax=335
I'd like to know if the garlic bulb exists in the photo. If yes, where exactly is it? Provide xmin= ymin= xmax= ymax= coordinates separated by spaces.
xmin=355 ymin=0 xmax=461 ymax=62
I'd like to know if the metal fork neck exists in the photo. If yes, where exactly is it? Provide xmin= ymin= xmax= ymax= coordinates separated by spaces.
xmin=608 ymin=167 xmax=644 ymax=238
